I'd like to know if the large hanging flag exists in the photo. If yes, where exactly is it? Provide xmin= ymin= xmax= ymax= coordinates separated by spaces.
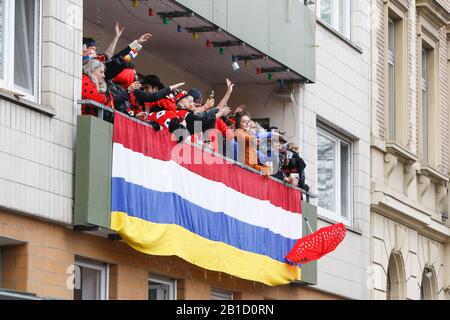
xmin=110 ymin=113 xmax=303 ymax=286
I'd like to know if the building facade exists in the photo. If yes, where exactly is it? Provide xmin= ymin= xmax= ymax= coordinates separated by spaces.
xmin=0 ymin=0 xmax=425 ymax=301
xmin=370 ymin=0 xmax=450 ymax=299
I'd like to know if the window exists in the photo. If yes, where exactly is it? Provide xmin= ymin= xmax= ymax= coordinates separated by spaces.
xmin=419 ymin=36 xmax=437 ymax=166
xmin=317 ymin=0 xmax=351 ymax=38
xmin=387 ymin=19 xmax=396 ymax=141
xmin=385 ymin=5 xmax=407 ymax=145
xmin=74 ymin=259 xmax=109 ymax=300
xmin=421 ymin=47 xmax=430 ymax=163
xmin=0 ymin=0 xmax=40 ymax=101
xmin=211 ymin=288 xmax=233 ymax=300
xmin=420 ymin=267 xmax=437 ymax=300
xmin=386 ymin=252 xmax=406 ymax=300
xmin=148 ymin=275 xmax=176 ymax=300
xmin=317 ymin=126 xmax=352 ymax=225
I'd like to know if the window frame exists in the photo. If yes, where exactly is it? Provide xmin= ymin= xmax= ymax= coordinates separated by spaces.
xmin=417 ymin=20 xmax=439 ymax=168
xmin=316 ymin=126 xmax=353 ymax=226
xmin=74 ymin=259 xmax=109 ymax=300
xmin=316 ymin=0 xmax=352 ymax=39
xmin=211 ymin=288 xmax=233 ymax=300
xmin=148 ymin=274 xmax=177 ymax=300
xmin=421 ymin=47 xmax=430 ymax=164
xmin=387 ymin=18 xmax=396 ymax=141
xmin=385 ymin=3 xmax=408 ymax=146
xmin=0 ymin=0 xmax=41 ymax=103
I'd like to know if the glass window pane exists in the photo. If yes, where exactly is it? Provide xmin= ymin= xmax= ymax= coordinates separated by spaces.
xmin=422 ymin=49 xmax=427 ymax=81
xmin=320 ymin=0 xmax=333 ymax=25
xmin=388 ymin=63 xmax=395 ymax=140
xmin=149 ymin=283 xmax=170 ymax=300
xmin=388 ymin=20 xmax=395 ymax=54
xmin=340 ymin=142 xmax=350 ymax=218
xmin=339 ymin=0 xmax=350 ymax=37
xmin=317 ymin=133 xmax=336 ymax=212
xmin=211 ymin=288 xmax=233 ymax=300
xmin=422 ymin=89 xmax=428 ymax=163
xmin=0 ymin=0 xmax=4 ymax=79
xmin=74 ymin=266 xmax=101 ymax=300
xmin=14 ymin=0 xmax=36 ymax=93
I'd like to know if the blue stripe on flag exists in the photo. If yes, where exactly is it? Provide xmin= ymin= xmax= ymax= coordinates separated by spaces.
xmin=111 ymin=177 xmax=297 ymax=263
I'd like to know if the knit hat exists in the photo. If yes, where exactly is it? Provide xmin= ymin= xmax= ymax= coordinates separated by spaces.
xmin=187 ymin=89 xmax=202 ymax=101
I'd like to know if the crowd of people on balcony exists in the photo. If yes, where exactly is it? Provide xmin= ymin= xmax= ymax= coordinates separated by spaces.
xmin=81 ymin=23 xmax=309 ymax=192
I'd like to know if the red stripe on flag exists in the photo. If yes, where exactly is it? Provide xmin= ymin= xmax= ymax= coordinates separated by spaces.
xmin=113 ymin=113 xmax=301 ymax=214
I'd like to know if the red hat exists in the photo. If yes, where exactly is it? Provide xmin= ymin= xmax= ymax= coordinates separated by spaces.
xmin=175 ymin=91 xmax=189 ymax=103
xmin=113 ymin=68 xmax=136 ymax=89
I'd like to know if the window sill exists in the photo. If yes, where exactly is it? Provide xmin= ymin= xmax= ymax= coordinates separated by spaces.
xmin=316 ymin=19 xmax=364 ymax=54
xmin=385 ymin=141 xmax=418 ymax=165
xmin=419 ymin=164 xmax=449 ymax=185
xmin=317 ymin=214 xmax=362 ymax=235
xmin=0 ymin=88 xmax=56 ymax=117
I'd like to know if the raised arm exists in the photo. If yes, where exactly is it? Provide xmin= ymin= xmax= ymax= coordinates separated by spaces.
xmin=104 ymin=22 xmax=124 ymax=59
xmin=133 ymin=82 xmax=185 ymax=105
xmin=216 ymin=79 xmax=235 ymax=110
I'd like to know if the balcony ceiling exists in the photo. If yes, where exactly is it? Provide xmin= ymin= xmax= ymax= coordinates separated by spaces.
xmin=84 ymin=0 xmax=303 ymax=85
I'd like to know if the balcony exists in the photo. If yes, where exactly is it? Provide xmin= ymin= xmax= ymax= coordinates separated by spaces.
xmin=79 ymin=0 xmax=318 ymax=287
xmin=73 ymin=102 xmax=318 ymax=286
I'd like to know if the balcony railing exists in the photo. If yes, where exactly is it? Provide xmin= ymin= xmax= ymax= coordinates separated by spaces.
xmin=76 ymin=99 xmax=318 ymax=201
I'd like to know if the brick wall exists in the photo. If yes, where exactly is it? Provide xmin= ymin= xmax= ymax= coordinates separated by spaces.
xmin=0 ymin=210 xmax=342 ymax=300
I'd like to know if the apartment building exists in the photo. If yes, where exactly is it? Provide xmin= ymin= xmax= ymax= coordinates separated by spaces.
xmin=0 ymin=0 xmax=371 ymax=300
xmin=369 ymin=0 xmax=450 ymax=299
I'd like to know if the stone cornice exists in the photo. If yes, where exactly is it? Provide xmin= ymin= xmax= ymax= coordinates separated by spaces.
xmin=385 ymin=141 xmax=418 ymax=165
xmin=371 ymin=189 xmax=450 ymax=242
xmin=416 ymin=0 xmax=450 ymax=28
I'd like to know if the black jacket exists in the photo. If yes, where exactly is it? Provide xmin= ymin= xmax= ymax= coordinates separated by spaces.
xmin=133 ymin=87 xmax=172 ymax=106
xmin=106 ymin=81 xmax=131 ymax=114
xmin=104 ymin=46 xmax=135 ymax=81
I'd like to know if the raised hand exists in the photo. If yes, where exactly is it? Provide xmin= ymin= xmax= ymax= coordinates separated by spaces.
xmin=115 ymin=22 xmax=124 ymax=38
xmin=137 ymin=33 xmax=152 ymax=44
xmin=217 ymin=106 xmax=232 ymax=119
xmin=226 ymin=78 xmax=234 ymax=93
xmin=128 ymin=81 xmax=142 ymax=92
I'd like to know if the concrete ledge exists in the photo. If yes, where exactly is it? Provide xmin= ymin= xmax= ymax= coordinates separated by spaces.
xmin=0 ymin=89 xmax=56 ymax=117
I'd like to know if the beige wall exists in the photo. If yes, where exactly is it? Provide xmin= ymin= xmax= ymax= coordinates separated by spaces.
xmin=370 ymin=0 xmax=450 ymax=300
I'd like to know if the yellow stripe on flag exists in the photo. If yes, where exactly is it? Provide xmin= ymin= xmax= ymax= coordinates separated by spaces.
xmin=111 ymin=211 xmax=301 ymax=286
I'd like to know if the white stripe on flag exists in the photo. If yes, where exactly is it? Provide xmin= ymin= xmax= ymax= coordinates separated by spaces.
xmin=112 ymin=143 xmax=303 ymax=239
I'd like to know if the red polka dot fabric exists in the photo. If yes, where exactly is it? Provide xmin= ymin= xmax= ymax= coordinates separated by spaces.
xmin=286 ymin=223 xmax=347 ymax=265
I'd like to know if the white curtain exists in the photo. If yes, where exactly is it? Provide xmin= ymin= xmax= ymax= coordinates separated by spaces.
xmin=14 ymin=0 xmax=36 ymax=93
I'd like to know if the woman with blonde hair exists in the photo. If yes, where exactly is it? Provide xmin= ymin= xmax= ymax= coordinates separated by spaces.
xmin=81 ymin=59 xmax=115 ymax=116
